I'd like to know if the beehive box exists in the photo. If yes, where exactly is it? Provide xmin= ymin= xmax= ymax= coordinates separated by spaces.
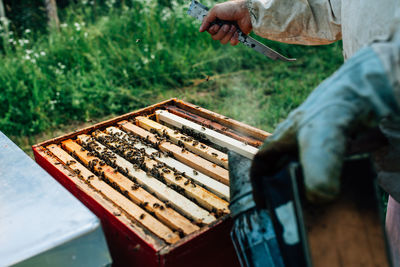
xmin=33 ymin=99 xmax=269 ymax=267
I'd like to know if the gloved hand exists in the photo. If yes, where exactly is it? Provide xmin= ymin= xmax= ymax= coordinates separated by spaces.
xmin=250 ymin=47 xmax=400 ymax=206
xmin=199 ymin=0 xmax=252 ymax=46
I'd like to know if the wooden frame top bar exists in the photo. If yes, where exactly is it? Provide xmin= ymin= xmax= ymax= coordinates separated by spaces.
xmin=33 ymin=98 xmax=270 ymax=150
xmin=119 ymin=121 xmax=230 ymax=185
xmin=93 ymin=131 xmax=229 ymax=216
xmin=165 ymin=105 xmax=264 ymax=147
xmin=46 ymin=144 xmax=183 ymax=242
xmin=136 ymin=116 xmax=228 ymax=169
xmin=76 ymin=135 xmax=215 ymax=226
xmin=107 ymin=126 xmax=230 ymax=201
xmin=156 ymin=110 xmax=259 ymax=160
xmin=61 ymin=139 xmax=181 ymax=243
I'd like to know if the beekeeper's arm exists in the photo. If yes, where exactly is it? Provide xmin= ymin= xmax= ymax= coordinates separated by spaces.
xmin=250 ymin=22 xmax=400 ymax=204
xmin=200 ymin=0 xmax=342 ymax=45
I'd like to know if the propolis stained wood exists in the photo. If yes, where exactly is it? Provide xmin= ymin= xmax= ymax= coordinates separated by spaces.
xmin=32 ymin=99 xmax=268 ymax=267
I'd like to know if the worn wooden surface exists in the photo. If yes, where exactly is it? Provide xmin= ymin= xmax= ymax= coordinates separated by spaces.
xmin=305 ymin=199 xmax=389 ymax=267
xmin=136 ymin=116 xmax=228 ymax=168
xmin=165 ymin=105 xmax=263 ymax=147
xmin=156 ymin=110 xmax=258 ymax=160
xmin=303 ymin=161 xmax=390 ymax=267
xmin=119 ymin=121 xmax=230 ymax=185
xmin=174 ymin=99 xmax=270 ymax=142
xmin=47 ymin=143 xmax=179 ymax=244
xmin=61 ymin=139 xmax=191 ymax=243
xmin=77 ymin=135 xmax=215 ymax=225
xmin=108 ymin=126 xmax=230 ymax=200
xmin=93 ymin=131 xmax=229 ymax=216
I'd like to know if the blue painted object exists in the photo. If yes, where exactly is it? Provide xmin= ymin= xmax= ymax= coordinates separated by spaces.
xmin=0 ymin=131 xmax=112 ymax=266
xmin=228 ymin=151 xmax=284 ymax=267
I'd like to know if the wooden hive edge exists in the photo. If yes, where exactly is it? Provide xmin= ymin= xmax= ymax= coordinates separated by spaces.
xmin=33 ymin=145 xmax=167 ymax=250
xmin=174 ymin=99 xmax=271 ymax=142
xmin=32 ymin=98 xmax=177 ymax=148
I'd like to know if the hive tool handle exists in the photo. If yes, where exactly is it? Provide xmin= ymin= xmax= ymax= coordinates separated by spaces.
xmin=228 ymin=150 xmax=284 ymax=267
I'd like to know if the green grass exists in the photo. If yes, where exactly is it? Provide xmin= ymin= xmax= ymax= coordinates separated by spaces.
xmin=0 ymin=0 xmax=343 ymax=154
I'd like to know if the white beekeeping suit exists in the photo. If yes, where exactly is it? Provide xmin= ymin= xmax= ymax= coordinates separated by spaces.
xmin=247 ymin=0 xmax=400 ymax=264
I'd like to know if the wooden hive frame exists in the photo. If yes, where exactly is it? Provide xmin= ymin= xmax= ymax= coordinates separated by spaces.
xmin=32 ymin=98 xmax=269 ymax=267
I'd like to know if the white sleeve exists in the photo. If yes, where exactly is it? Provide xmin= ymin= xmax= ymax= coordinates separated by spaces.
xmin=247 ymin=0 xmax=342 ymax=45
xmin=372 ymin=17 xmax=400 ymax=106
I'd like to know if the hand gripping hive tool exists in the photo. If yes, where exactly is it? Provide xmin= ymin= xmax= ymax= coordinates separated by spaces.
xmin=187 ymin=0 xmax=296 ymax=62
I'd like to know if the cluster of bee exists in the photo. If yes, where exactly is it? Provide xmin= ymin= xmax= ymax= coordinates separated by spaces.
xmin=192 ymin=140 xmax=199 ymax=147
xmin=70 ymin=122 xmax=221 ymax=223
xmin=65 ymin=160 xmax=76 ymax=166
xmin=181 ymin=126 xmax=208 ymax=144
xmin=204 ymin=123 xmax=215 ymax=130
xmin=183 ymin=178 xmax=197 ymax=188
xmin=113 ymin=211 xmax=121 ymax=216
xmin=177 ymin=140 xmax=185 ymax=148
xmin=161 ymin=129 xmax=169 ymax=139
xmin=139 ymin=201 xmax=148 ymax=208
xmin=162 ymin=168 xmax=171 ymax=174
xmin=131 ymin=183 xmax=141 ymax=191
xmin=168 ymin=183 xmax=185 ymax=194
xmin=178 ymin=135 xmax=193 ymax=142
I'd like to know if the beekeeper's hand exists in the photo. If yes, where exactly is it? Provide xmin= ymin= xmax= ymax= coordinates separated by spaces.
xmin=199 ymin=0 xmax=251 ymax=46
xmin=250 ymin=47 xmax=400 ymax=206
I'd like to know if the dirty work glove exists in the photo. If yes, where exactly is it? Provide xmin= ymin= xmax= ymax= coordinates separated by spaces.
xmin=250 ymin=47 xmax=400 ymax=206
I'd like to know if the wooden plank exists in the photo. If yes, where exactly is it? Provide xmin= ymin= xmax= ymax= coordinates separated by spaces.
xmin=93 ymin=131 xmax=229 ymax=216
xmin=77 ymin=134 xmax=215 ymax=226
xmin=165 ymin=105 xmax=263 ymax=147
xmin=61 ymin=139 xmax=191 ymax=238
xmin=33 ymin=98 xmax=176 ymax=148
xmin=119 ymin=121 xmax=230 ymax=185
xmin=108 ymin=125 xmax=230 ymax=200
xmin=156 ymin=110 xmax=259 ymax=159
xmin=35 ymin=146 xmax=165 ymax=248
xmin=46 ymin=144 xmax=179 ymax=244
xmin=136 ymin=116 xmax=228 ymax=169
xmin=174 ymin=99 xmax=271 ymax=141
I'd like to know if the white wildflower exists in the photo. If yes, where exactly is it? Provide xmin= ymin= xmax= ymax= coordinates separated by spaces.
xmin=61 ymin=23 xmax=68 ymax=28
xmin=34 ymin=53 xmax=39 ymax=58
xmin=40 ymin=51 xmax=46 ymax=56
xmin=25 ymin=49 xmax=33 ymax=54
xmin=24 ymin=55 xmax=31 ymax=60
xmin=57 ymin=62 xmax=66 ymax=69
xmin=74 ymin=22 xmax=81 ymax=31
xmin=24 ymin=29 xmax=31 ymax=34
xmin=84 ymin=32 xmax=88 ymax=38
